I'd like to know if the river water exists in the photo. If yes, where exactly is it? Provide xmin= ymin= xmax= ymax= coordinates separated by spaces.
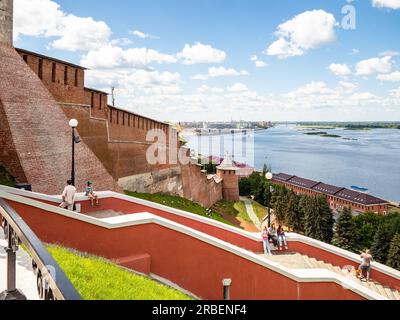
xmin=186 ymin=125 xmax=400 ymax=202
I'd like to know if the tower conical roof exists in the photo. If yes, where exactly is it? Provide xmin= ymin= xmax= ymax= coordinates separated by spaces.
xmin=217 ymin=153 xmax=239 ymax=171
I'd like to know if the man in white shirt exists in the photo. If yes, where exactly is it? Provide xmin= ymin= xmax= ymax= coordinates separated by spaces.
xmin=59 ymin=180 xmax=77 ymax=211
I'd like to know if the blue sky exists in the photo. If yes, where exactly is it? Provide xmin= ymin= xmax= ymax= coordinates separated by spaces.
xmin=13 ymin=0 xmax=400 ymax=122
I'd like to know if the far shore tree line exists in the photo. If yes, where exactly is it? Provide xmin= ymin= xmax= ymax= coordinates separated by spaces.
xmin=239 ymin=171 xmax=400 ymax=271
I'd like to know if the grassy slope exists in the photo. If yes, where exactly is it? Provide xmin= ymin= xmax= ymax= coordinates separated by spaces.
xmin=233 ymin=201 xmax=252 ymax=223
xmin=125 ymin=191 xmax=234 ymax=226
xmin=214 ymin=198 xmax=268 ymax=224
xmin=250 ymin=200 xmax=268 ymax=221
xmin=47 ymin=245 xmax=192 ymax=300
xmin=213 ymin=199 xmax=252 ymax=223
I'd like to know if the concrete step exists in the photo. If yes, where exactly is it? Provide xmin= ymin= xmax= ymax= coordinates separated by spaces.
xmin=371 ymin=282 xmax=389 ymax=298
xmin=317 ymin=261 xmax=328 ymax=269
xmin=301 ymin=255 xmax=398 ymax=300
xmin=262 ymin=252 xmax=400 ymax=300
xmin=333 ymin=266 xmax=343 ymax=273
xmin=301 ymin=256 xmax=316 ymax=269
xmin=308 ymin=258 xmax=321 ymax=268
xmin=383 ymin=287 xmax=397 ymax=300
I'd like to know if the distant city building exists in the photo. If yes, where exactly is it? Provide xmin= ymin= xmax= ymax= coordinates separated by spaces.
xmin=273 ymin=173 xmax=389 ymax=215
xmin=179 ymin=121 xmax=273 ymax=131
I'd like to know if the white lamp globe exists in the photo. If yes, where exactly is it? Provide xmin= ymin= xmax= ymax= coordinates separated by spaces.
xmin=265 ymin=172 xmax=273 ymax=180
xmin=69 ymin=119 xmax=78 ymax=128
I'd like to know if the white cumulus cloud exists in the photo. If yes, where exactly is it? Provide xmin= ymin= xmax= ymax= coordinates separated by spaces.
xmin=266 ymin=10 xmax=337 ymax=59
xmin=390 ymin=87 xmax=400 ymax=98
xmin=14 ymin=0 xmax=111 ymax=51
xmin=227 ymin=83 xmax=249 ymax=92
xmin=81 ymin=45 xmax=177 ymax=69
xmin=377 ymin=71 xmax=400 ymax=81
xmin=130 ymin=30 xmax=159 ymax=39
xmin=284 ymin=81 xmax=381 ymax=109
xmin=177 ymin=43 xmax=226 ymax=65
xmin=339 ymin=81 xmax=358 ymax=92
xmin=372 ymin=0 xmax=400 ymax=10
xmin=197 ymin=85 xmax=224 ymax=93
xmin=193 ymin=67 xmax=249 ymax=80
xmin=250 ymin=55 xmax=268 ymax=68
xmin=355 ymin=56 xmax=393 ymax=76
xmin=328 ymin=63 xmax=352 ymax=77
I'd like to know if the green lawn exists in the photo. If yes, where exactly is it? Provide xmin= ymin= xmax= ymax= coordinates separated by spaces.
xmin=216 ymin=198 xmax=268 ymax=225
xmin=233 ymin=201 xmax=252 ymax=223
xmin=47 ymin=245 xmax=193 ymax=300
xmin=250 ymin=200 xmax=268 ymax=221
xmin=125 ymin=191 xmax=234 ymax=226
xmin=0 ymin=165 xmax=15 ymax=187
xmin=213 ymin=199 xmax=252 ymax=223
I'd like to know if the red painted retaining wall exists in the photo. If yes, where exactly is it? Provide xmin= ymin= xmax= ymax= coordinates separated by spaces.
xmin=6 ymin=199 xmax=364 ymax=300
xmin=22 ymin=194 xmax=400 ymax=292
xmin=49 ymin=196 xmax=263 ymax=253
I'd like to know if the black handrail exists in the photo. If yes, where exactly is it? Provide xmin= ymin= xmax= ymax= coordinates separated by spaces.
xmin=0 ymin=198 xmax=82 ymax=300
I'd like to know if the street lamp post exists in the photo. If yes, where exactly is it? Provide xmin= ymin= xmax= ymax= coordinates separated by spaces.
xmin=69 ymin=119 xmax=79 ymax=186
xmin=265 ymin=172 xmax=273 ymax=227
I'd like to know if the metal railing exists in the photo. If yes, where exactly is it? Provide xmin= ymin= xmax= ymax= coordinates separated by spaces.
xmin=0 ymin=198 xmax=81 ymax=300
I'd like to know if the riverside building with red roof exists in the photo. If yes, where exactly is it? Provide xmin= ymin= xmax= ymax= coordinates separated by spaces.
xmin=273 ymin=173 xmax=389 ymax=215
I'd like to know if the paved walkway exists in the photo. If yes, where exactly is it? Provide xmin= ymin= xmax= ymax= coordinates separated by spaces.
xmin=0 ymin=231 xmax=39 ymax=300
xmin=240 ymin=197 xmax=262 ymax=231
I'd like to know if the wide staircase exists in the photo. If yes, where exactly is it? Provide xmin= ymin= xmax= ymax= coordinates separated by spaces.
xmin=259 ymin=252 xmax=400 ymax=300
xmin=86 ymin=210 xmax=125 ymax=219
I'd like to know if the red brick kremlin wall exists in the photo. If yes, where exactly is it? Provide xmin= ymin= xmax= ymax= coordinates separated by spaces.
xmin=0 ymin=43 xmax=119 ymax=194
xmin=0 ymin=0 xmax=233 ymax=205
xmin=181 ymin=160 xmax=223 ymax=208
xmin=1 ymin=46 xmax=227 ymax=206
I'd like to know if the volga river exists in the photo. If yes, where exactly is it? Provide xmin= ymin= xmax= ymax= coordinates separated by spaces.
xmin=186 ymin=125 xmax=400 ymax=202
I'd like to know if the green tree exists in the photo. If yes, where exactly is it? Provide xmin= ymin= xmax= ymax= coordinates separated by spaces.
xmin=254 ymin=181 xmax=266 ymax=204
xmin=271 ymin=186 xmax=288 ymax=225
xmin=387 ymin=233 xmax=400 ymax=271
xmin=261 ymin=163 xmax=272 ymax=177
xmin=203 ymin=163 xmax=217 ymax=174
xmin=332 ymin=207 xmax=355 ymax=252
xmin=270 ymin=184 xmax=285 ymax=208
xmin=299 ymin=195 xmax=313 ymax=234
xmin=304 ymin=196 xmax=334 ymax=243
xmin=248 ymin=172 xmax=263 ymax=196
xmin=317 ymin=196 xmax=335 ymax=243
xmin=303 ymin=197 xmax=318 ymax=238
xmin=352 ymin=212 xmax=382 ymax=252
xmin=274 ymin=194 xmax=288 ymax=225
xmin=371 ymin=225 xmax=392 ymax=264
xmin=286 ymin=191 xmax=303 ymax=232
xmin=383 ymin=213 xmax=400 ymax=238
xmin=262 ymin=164 xmax=268 ymax=177
xmin=239 ymin=178 xmax=251 ymax=196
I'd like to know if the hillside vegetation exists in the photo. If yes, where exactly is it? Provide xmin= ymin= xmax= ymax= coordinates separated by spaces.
xmin=125 ymin=191 xmax=234 ymax=226
xmin=48 ymin=245 xmax=193 ymax=300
